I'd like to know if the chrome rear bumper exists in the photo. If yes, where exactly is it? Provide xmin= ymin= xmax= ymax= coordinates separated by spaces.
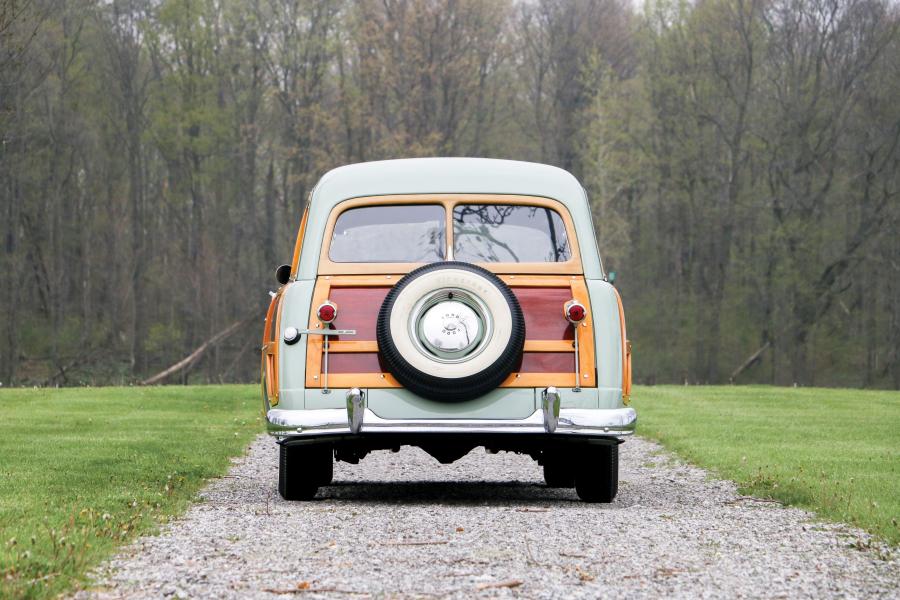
xmin=267 ymin=387 xmax=636 ymax=439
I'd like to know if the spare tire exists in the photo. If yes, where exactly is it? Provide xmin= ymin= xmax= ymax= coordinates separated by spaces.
xmin=376 ymin=262 xmax=525 ymax=402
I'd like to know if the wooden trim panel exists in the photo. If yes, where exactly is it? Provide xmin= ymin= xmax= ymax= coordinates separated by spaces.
xmin=262 ymin=290 xmax=284 ymax=405
xmin=571 ymin=277 xmax=596 ymax=386
xmin=290 ymin=207 xmax=310 ymax=274
xmin=498 ymin=275 xmax=585 ymax=287
xmin=614 ymin=286 xmax=631 ymax=400
xmin=317 ymin=194 xmax=583 ymax=275
xmin=501 ymin=372 xmax=579 ymax=387
xmin=328 ymin=340 xmax=574 ymax=353
xmin=329 ymin=340 xmax=379 ymax=353
xmin=326 ymin=373 xmax=402 ymax=388
xmin=304 ymin=280 xmax=332 ymax=387
xmin=318 ymin=274 xmax=580 ymax=287
xmin=305 ymin=274 xmax=596 ymax=389
xmin=324 ymin=373 xmax=580 ymax=389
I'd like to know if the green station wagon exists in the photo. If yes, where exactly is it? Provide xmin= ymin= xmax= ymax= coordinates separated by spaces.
xmin=261 ymin=158 xmax=634 ymax=502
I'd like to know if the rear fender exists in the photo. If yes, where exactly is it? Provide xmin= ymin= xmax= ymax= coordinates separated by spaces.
xmin=586 ymin=279 xmax=626 ymax=407
xmin=276 ymin=279 xmax=316 ymax=409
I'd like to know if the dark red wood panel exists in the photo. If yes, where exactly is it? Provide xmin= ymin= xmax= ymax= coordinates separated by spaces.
xmin=329 ymin=352 xmax=385 ymax=373
xmin=330 ymin=351 xmax=573 ymax=374
xmin=512 ymin=287 xmax=574 ymax=340
xmin=328 ymin=287 xmax=390 ymax=340
xmin=325 ymin=285 xmax=574 ymax=344
xmin=517 ymin=352 xmax=575 ymax=373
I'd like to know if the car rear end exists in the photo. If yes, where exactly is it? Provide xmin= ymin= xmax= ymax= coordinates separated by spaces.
xmin=261 ymin=159 xmax=634 ymax=501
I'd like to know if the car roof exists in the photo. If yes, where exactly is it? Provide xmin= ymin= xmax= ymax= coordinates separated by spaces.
xmin=314 ymin=158 xmax=584 ymax=205
xmin=297 ymin=158 xmax=603 ymax=279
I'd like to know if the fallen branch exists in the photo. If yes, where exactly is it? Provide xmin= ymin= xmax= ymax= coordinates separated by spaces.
xmin=142 ymin=315 xmax=255 ymax=385
xmin=262 ymin=587 xmax=370 ymax=596
xmin=476 ymin=580 xmax=523 ymax=590
xmin=379 ymin=539 xmax=448 ymax=546
xmin=729 ymin=341 xmax=770 ymax=383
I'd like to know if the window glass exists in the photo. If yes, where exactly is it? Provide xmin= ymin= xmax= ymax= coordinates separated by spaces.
xmin=329 ymin=205 xmax=445 ymax=263
xmin=453 ymin=204 xmax=572 ymax=263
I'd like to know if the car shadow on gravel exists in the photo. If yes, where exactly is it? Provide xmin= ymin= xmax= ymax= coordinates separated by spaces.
xmin=308 ymin=481 xmax=631 ymax=506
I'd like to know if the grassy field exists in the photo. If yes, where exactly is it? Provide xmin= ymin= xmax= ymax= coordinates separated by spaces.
xmin=0 ymin=385 xmax=261 ymax=599
xmin=1 ymin=384 xmax=898 ymax=598
xmin=632 ymin=385 xmax=900 ymax=546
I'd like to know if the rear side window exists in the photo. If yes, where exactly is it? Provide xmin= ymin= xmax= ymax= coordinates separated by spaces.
xmin=329 ymin=204 xmax=446 ymax=263
xmin=453 ymin=204 xmax=572 ymax=263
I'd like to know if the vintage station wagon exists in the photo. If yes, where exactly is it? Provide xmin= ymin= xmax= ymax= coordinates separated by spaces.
xmin=261 ymin=158 xmax=634 ymax=502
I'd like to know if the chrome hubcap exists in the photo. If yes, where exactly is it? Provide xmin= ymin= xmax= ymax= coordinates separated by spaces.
xmin=409 ymin=288 xmax=492 ymax=363
xmin=420 ymin=300 xmax=481 ymax=355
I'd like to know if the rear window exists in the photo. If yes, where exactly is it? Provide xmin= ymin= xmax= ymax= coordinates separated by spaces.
xmin=329 ymin=204 xmax=446 ymax=263
xmin=453 ymin=204 xmax=572 ymax=263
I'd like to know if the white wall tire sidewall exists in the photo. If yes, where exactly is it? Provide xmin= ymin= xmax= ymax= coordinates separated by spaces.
xmin=388 ymin=269 xmax=513 ymax=379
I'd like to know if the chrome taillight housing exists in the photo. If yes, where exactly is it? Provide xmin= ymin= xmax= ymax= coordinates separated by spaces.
xmin=564 ymin=299 xmax=586 ymax=324
xmin=317 ymin=300 xmax=337 ymax=324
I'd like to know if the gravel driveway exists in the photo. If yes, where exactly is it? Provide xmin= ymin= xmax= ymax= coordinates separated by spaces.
xmin=76 ymin=434 xmax=899 ymax=599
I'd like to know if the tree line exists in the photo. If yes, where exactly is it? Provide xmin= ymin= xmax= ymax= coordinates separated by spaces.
xmin=1 ymin=0 xmax=897 ymax=388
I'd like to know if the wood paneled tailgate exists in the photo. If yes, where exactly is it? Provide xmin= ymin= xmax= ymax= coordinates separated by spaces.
xmin=304 ymin=275 xmax=595 ymax=389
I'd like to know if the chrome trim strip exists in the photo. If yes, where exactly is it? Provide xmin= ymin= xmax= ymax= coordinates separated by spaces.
xmin=323 ymin=333 xmax=330 ymax=393
xmin=288 ymin=329 xmax=357 ymax=336
xmin=267 ymin=405 xmax=636 ymax=438
xmin=572 ymin=324 xmax=581 ymax=392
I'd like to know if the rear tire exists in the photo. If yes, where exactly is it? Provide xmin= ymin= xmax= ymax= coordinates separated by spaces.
xmin=542 ymin=451 xmax=575 ymax=488
xmin=574 ymin=444 xmax=619 ymax=503
xmin=318 ymin=451 xmax=334 ymax=486
xmin=278 ymin=443 xmax=331 ymax=500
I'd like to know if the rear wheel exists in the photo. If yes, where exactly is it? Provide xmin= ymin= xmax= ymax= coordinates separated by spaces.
xmin=542 ymin=451 xmax=575 ymax=488
xmin=278 ymin=443 xmax=332 ymax=500
xmin=317 ymin=450 xmax=334 ymax=486
xmin=574 ymin=444 xmax=619 ymax=503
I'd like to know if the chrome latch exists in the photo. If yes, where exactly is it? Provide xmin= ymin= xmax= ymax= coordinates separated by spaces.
xmin=285 ymin=327 xmax=356 ymax=394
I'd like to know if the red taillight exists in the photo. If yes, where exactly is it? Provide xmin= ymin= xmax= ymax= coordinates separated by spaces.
xmin=317 ymin=301 xmax=337 ymax=323
xmin=565 ymin=300 xmax=586 ymax=324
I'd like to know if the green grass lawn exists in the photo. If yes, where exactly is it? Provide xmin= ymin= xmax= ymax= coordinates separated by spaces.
xmin=1 ymin=384 xmax=897 ymax=597
xmin=0 ymin=385 xmax=261 ymax=599
xmin=632 ymin=385 xmax=900 ymax=546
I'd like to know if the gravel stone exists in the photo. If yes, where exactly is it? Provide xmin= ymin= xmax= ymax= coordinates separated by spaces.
xmin=74 ymin=434 xmax=899 ymax=599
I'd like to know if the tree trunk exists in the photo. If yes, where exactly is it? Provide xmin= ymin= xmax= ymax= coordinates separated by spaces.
xmin=128 ymin=105 xmax=146 ymax=376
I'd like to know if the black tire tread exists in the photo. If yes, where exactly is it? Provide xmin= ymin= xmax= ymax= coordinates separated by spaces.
xmin=278 ymin=444 xmax=328 ymax=501
xmin=543 ymin=451 xmax=575 ymax=488
xmin=574 ymin=444 xmax=619 ymax=503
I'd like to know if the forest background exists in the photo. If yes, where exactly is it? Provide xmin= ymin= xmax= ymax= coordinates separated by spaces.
xmin=1 ymin=0 xmax=898 ymax=389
